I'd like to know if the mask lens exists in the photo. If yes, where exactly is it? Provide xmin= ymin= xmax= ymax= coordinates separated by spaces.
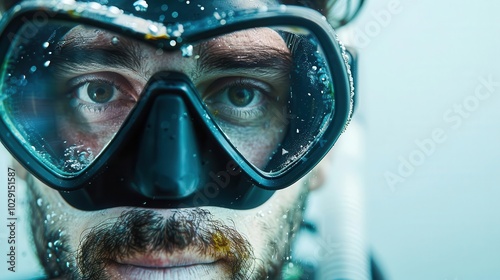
xmin=0 ymin=19 xmax=336 ymax=178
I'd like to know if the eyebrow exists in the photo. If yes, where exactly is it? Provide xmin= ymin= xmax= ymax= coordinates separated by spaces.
xmin=197 ymin=41 xmax=293 ymax=75
xmin=51 ymin=36 xmax=293 ymax=79
xmin=51 ymin=37 xmax=142 ymax=74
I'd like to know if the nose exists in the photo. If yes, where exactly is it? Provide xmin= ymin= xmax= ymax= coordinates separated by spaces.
xmin=133 ymin=94 xmax=202 ymax=199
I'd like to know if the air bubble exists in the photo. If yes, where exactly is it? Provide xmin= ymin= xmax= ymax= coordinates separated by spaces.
xmin=172 ymin=11 xmax=178 ymax=18
xmin=44 ymin=61 xmax=51 ymax=67
xmin=42 ymin=42 xmax=50 ymax=49
xmin=111 ymin=37 xmax=119 ymax=45
xmin=161 ymin=4 xmax=168 ymax=11
xmin=37 ymin=198 xmax=43 ymax=207
xmin=132 ymin=0 xmax=148 ymax=12
xmin=29 ymin=66 xmax=37 ymax=73
xmin=170 ymin=40 xmax=177 ymax=47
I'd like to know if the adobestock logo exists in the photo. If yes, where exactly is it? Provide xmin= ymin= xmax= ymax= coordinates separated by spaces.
xmin=384 ymin=75 xmax=500 ymax=191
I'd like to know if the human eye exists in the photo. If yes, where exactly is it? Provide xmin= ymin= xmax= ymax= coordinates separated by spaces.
xmin=204 ymin=77 xmax=279 ymax=125
xmin=65 ymin=72 xmax=137 ymax=125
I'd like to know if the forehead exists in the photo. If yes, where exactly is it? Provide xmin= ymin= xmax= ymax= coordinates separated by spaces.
xmin=75 ymin=0 xmax=280 ymax=22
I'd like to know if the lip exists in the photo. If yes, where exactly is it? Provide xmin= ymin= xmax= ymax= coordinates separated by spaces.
xmin=107 ymin=250 xmax=226 ymax=279
xmin=115 ymin=250 xmax=218 ymax=268
xmin=108 ymin=261 xmax=224 ymax=280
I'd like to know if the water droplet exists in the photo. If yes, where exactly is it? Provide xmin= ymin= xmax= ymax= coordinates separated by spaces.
xmin=63 ymin=145 xmax=94 ymax=171
xmin=111 ymin=37 xmax=119 ymax=45
xmin=90 ymin=2 xmax=104 ymax=10
xmin=133 ymin=0 xmax=148 ymax=12
xmin=108 ymin=6 xmax=122 ymax=15
xmin=167 ymin=23 xmax=184 ymax=37
xmin=181 ymin=44 xmax=193 ymax=57
xmin=148 ymin=24 xmax=159 ymax=34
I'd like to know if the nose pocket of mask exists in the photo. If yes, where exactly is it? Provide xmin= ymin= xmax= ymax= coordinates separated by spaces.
xmin=133 ymin=94 xmax=202 ymax=199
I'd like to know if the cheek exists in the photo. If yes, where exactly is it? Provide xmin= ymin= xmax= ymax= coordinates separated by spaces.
xmin=230 ymin=181 xmax=308 ymax=258
xmin=219 ymin=120 xmax=286 ymax=169
xmin=56 ymin=117 xmax=121 ymax=157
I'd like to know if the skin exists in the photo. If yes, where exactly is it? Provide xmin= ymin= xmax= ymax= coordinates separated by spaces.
xmin=6 ymin=1 xmax=332 ymax=279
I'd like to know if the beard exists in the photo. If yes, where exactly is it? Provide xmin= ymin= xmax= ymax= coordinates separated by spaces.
xmin=26 ymin=174 xmax=308 ymax=280
xmin=77 ymin=209 xmax=257 ymax=280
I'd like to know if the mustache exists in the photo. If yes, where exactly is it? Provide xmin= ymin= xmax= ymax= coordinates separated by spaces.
xmin=76 ymin=208 xmax=255 ymax=280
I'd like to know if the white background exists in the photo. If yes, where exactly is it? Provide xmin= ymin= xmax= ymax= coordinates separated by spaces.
xmin=340 ymin=0 xmax=500 ymax=279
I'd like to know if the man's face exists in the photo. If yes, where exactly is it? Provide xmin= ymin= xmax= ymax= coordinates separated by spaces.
xmin=28 ymin=175 xmax=309 ymax=279
xmin=22 ymin=1 xmax=316 ymax=279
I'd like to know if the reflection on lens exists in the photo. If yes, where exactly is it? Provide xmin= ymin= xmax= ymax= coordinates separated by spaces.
xmin=0 ymin=19 xmax=335 ymax=178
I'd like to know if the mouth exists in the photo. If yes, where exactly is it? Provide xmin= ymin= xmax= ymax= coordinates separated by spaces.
xmin=107 ymin=251 xmax=227 ymax=279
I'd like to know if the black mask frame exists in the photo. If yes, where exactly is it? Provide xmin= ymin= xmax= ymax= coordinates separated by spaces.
xmin=0 ymin=0 xmax=354 ymax=210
